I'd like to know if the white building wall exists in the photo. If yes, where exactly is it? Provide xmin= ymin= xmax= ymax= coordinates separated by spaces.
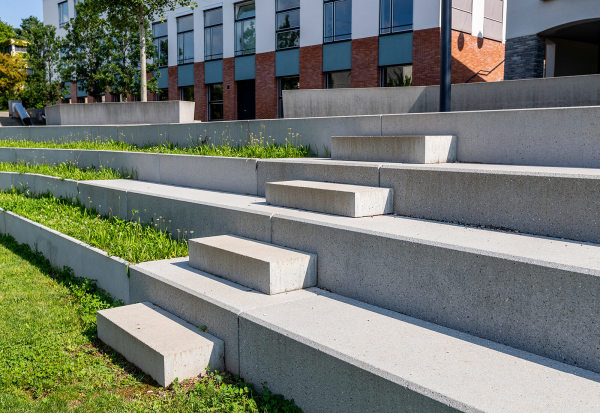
xmin=256 ymin=0 xmax=275 ymax=54
xmin=222 ymin=1 xmax=235 ymax=58
xmin=472 ymin=0 xmax=484 ymax=38
xmin=299 ymin=0 xmax=323 ymax=47
xmin=352 ymin=0 xmax=379 ymax=39
xmin=413 ymin=0 xmax=441 ymax=31
xmin=507 ymin=0 xmax=600 ymax=39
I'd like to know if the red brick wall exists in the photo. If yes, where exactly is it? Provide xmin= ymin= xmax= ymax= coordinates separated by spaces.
xmin=194 ymin=62 xmax=207 ymax=121
xmin=105 ymin=91 xmax=114 ymax=102
xmin=255 ymin=52 xmax=277 ymax=119
xmin=351 ymin=37 xmax=379 ymax=88
xmin=413 ymin=28 xmax=505 ymax=86
xmin=299 ymin=45 xmax=324 ymax=89
xmin=168 ymin=66 xmax=178 ymax=100
xmin=223 ymin=57 xmax=236 ymax=120
xmin=70 ymin=82 xmax=77 ymax=103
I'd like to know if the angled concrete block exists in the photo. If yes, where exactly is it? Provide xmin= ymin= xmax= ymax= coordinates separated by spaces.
xmin=97 ymin=302 xmax=224 ymax=387
xmin=331 ymin=135 xmax=456 ymax=163
xmin=266 ymin=180 xmax=393 ymax=217
xmin=189 ymin=235 xmax=316 ymax=294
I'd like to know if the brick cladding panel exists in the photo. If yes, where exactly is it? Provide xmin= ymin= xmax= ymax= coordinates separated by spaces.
xmin=413 ymin=28 xmax=505 ymax=86
xmin=299 ymin=45 xmax=324 ymax=89
xmin=223 ymin=57 xmax=237 ymax=120
xmin=194 ymin=62 xmax=207 ymax=121
xmin=351 ymin=37 xmax=380 ymax=88
xmin=70 ymin=82 xmax=77 ymax=103
xmin=255 ymin=52 xmax=277 ymax=119
xmin=168 ymin=66 xmax=178 ymax=100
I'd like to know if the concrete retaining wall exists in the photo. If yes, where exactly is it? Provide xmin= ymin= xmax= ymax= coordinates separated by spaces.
xmin=1 ymin=106 xmax=600 ymax=167
xmin=0 ymin=209 xmax=130 ymax=303
xmin=46 ymin=101 xmax=196 ymax=125
xmin=283 ymin=74 xmax=600 ymax=118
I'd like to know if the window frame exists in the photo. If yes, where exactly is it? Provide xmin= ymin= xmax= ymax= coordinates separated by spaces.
xmin=277 ymin=75 xmax=300 ymax=118
xmin=379 ymin=0 xmax=413 ymax=35
xmin=153 ymin=22 xmax=169 ymax=68
xmin=380 ymin=64 xmax=413 ymax=87
xmin=207 ymin=83 xmax=224 ymax=121
xmin=275 ymin=0 xmax=300 ymax=51
xmin=177 ymin=14 xmax=194 ymax=65
xmin=58 ymin=1 xmax=69 ymax=27
xmin=179 ymin=85 xmax=194 ymax=102
xmin=325 ymin=70 xmax=351 ymax=89
xmin=235 ymin=1 xmax=256 ymax=56
xmin=204 ymin=7 xmax=223 ymax=61
xmin=323 ymin=0 xmax=352 ymax=44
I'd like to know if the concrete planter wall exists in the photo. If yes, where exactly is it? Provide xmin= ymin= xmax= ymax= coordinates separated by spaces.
xmin=0 ymin=209 xmax=130 ymax=303
xmin=46 ymin=101 xmax=196 ymax=125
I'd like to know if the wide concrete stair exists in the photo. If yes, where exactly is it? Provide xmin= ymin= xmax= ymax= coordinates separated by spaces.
xmin=97 ymin=302 xmax=224 ymax=386
xmin=265 ymin=180 xmax=393 ymax=217
xmin=188 ymin=234 xmax=317 ymax=294
xmin=331 ymin=135 xmax=457 ymax=163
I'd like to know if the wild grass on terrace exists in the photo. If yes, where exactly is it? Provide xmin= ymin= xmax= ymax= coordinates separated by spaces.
xmin=0 ymin=161 xmax=129 ymax=181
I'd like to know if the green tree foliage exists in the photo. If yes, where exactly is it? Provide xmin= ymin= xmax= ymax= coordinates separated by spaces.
xmin=0 ymin=53 xmax=26 ymax=108
xmin=19 ymin=17 xmax=62 ymax=108
xmin=100 ymin=0 xmax=196 ymax=101
xmin=0 ymin=19 xmax=17 ymax=44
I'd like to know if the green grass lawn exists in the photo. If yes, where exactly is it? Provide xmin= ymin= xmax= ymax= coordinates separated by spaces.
xmin=0 ymin=234 xmax=301 ymax=412
xmin=0 ymin=161 xmax=130 ymax=181
xmin=0 ymin=137 xmax=312 ymax=159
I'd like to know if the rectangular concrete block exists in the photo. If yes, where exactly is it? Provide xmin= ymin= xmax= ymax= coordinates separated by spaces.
xmin=189 ymin=235 xmax=316 ymax=295
xmin=331 ymin=135 xmax=457 ymax=163
xmin=265 ymin=180 xmax=393 ymax=217
xmin=97 ymin=151 xmax=161 ymax=182
xmin=97 ymin=302 xmax=224 ymax=387
xmin=256 ymin=158 xmax=381 ymax=196
xmin=77 ymin=181 xmax=128 ymax=219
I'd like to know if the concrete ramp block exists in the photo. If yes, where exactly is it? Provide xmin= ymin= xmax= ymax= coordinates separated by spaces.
xmin=265 ymin=180 xmax=393 ymax=217
xmin=331 ymin=135 xmax=456 ymax=163
xmin=189 ymin=235 xmax=316 ymax=295
xmin=97 ymin=302 xmax=224 ymax=387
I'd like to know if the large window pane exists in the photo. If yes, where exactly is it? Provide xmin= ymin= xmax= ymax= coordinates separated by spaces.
xmin=58 ymin=2 xmax=68 ymax=27
xmin=392 ymin=0 xmax=413 ymax=31
xmin=178 ymin=31 xmax=194 ymax=64
xmin=205 ymin=26 xmax=223 ymax=60
xmin=180 ymin=86 xmax=194 ymax=101
xmin=277 ymin=30 xmax=300 ymax=49
xmin=324 ymin=2 xmax=334 ymax=42
xmin=205 ymin=8 xmax=223 ymax=26
xmin=277 ymin=9 xmax=299 ymax=30
xmin=153 ymin=22 xmax=168 ymax=67
xmin=235 ymin=19 xmax=256 ymax=55
xmin=326 ymin=70 xmax=351 ymax=88
xmin=153 ymin=21 xmax=168 ymax=38
xmin=236 ymin=2 xmax=255 ymax=20
xmin=177 ymin=15 xmax=194 ymax=32
xmin=380 ymin=0 xmax=391 ymax=34
xmin=324 ymin=0 xmax=351 ymax=43
xmin=381 ymin=65 xmax=412 ymax=87
xmin=276 ymin=0 xmax=300 ymax=11
xmin=208 ymin=84 xmax=223 ymax=121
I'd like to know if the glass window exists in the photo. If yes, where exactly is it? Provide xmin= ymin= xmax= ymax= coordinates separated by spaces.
xmin=276 ymin=0 xmax=300 ymax=50
xmin=58 ymin=1 xmax=69 ymax=27
xmin=177 ymin=15 xmax=194 ymax=64
xmin=323 ymin=0 xmax=351 ymax=43
xmin=278 ymin=76 xmax=299 ymax=118
xmin=325 ymin=70 xmax=351 ymax=88
xmin=235 ymin=1 xmax=256 ymax=56
xmin=381 ymin=65 xmax=412 ymax=87
xmin=205 ymin=8 xmax=223 ymax=61
xmin=380 ymin=0 xmax=412 ymax=34
xmin=180 ymin=86 xmax=194 ymax=101
xmin=156 ymin=89 xmax=168 ymax=101
xmin=208 ymin=84 xmax=224 ymax=120
xmin=153 ymin=22 xmax=168 ymax=67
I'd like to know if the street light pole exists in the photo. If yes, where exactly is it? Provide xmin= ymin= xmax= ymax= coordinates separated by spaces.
xmin=440 ymin=0 xmax=452 ymax=112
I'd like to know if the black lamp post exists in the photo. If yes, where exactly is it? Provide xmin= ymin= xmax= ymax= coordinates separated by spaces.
xmin=440 ymin=0 xmax=452 ymax=112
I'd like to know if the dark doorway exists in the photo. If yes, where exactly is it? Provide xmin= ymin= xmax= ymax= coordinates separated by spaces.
xmin=237 ymin=80 xmax=255 ymax=120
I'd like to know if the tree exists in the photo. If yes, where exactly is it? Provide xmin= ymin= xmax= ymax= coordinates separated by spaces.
xmin=19 ymin=17 xmax=62 ymax=107
xmin=101 ymin=0 xmax=196 ymax=102
xmin=0 ymin=19 xmax=17 ymax=44
xmin=0 ymin=53 xmax=27 ymax=108
xmin=60 ymin=0 xmax=111 ymax=101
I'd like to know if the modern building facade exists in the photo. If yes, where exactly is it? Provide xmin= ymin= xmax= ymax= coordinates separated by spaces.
xmin=505 ymin=0 xmax=600 ymax=80
xmin=44 ymin=0 xmax=507 ymax=121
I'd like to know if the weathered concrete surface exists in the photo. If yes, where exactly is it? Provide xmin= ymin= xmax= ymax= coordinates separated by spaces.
xmin=97 ymin=302 xmax=224 ymax=387
xmin=266 ymin=180 xmax=393 ymax=217
xmin=0 ymin=209 xmax=130 ymax=303
xmin=283 ymin=74 xmax=600 ymax=118
xmin=331 ymin=135 xmax=456 ymax=163
xmin=2 ymin=106 xmax=600 ymax=166
xmin=380 ymin=163 xmax=600 ymax=244
xmin=129 ymin=259 xmax=312 ymax=374
xmin=189 ymin=235 xmax=316 ymax=294
xmin=46 ymin=101 xmax=196 ymax=125
xmin=240 ymin=288 xmax=600 ymax=413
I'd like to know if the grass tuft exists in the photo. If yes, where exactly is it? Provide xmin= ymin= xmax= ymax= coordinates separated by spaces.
xmin=0 ymin=161 xmax=130 ymax=181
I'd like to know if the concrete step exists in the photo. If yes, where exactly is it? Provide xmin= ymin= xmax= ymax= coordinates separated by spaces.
xmin=97 ymin=302 xmax=224 ymax=387
xmin=68 ymin=180 xmax=600 ymax=372
xmin=188 ymin=234 xmax=317 ymax=295
xmin=265 ymin=180 xmax=393 ymax=217
xmin=331 ymin=135 xmax=456 ymax=163
xmin=130 ymin=260 xmax=600 ymax=413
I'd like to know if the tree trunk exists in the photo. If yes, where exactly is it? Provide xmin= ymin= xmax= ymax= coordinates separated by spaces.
xmin=138 ymin=6 xmax=147 ymax=102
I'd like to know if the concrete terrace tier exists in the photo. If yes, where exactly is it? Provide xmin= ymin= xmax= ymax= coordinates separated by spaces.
xmin=331 ymin=135 xmax=456 ymax=163
xmin=45 ymin=101 xmax=196 ymax=125
xmin=131 ymin=259 xmax=600 ymax=413
xmin=97 ymin=302 xmax=224 ymax=386
xmin=189 ymin=235 xmax=317 ymax=295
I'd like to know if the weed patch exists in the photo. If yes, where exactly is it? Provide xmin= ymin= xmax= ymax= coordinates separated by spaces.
xmin=0 ymin=161 xmax=129 ymax=181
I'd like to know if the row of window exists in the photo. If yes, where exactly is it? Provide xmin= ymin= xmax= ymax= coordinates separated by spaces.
xmin=150 ymin=0 xmax=413 ymax=66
